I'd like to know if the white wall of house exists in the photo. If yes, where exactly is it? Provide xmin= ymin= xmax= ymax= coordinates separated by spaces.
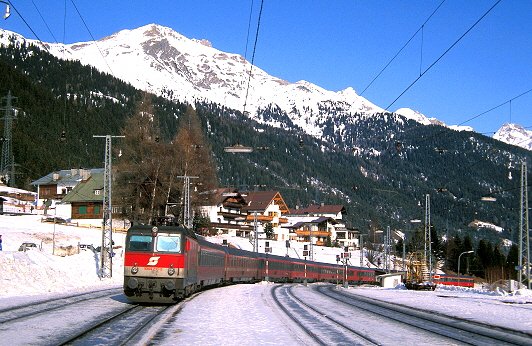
xmin=54 ymin=203 xmax=72 ymax=220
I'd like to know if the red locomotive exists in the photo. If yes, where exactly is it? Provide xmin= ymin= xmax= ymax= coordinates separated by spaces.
xmin=123 ymin=223 xmax=376 ymax=303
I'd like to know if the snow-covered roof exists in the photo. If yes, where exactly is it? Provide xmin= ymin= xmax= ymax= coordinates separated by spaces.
xmin=30 ymin=168 xmax=104 ymax=186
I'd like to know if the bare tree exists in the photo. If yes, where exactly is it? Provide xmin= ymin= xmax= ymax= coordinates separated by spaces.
xmin=115 ymin=101 xmax=218 ymax=224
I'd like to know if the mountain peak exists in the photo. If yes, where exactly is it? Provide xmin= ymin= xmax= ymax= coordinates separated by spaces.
xmin=1 ymin=24 xmax=501 ymax=141
xmin=395 ymin=108 xmax=432 ymax=125
xmin=395 ymin=108 xmax=474 ymax=132
xmin=494 ymin=123 xmax=532 ymax=150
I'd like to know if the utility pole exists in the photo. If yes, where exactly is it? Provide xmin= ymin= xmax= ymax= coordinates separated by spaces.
xmin=385 ymin=225 xmax=391 ymax=273
xmin=177 ymin=175 xmax=199 ymax=229
xmin=519 ymin=161 xmax=530 ymax=288
xmin=360 ymin=234 xmax=364 ymax=267
xmin=424 ymin=194 xmax=432 ymax=281
xmin=1 ymin=91 xmax=21 ymax=186
xmin=94 ymin=135 xmax=124 ymax=279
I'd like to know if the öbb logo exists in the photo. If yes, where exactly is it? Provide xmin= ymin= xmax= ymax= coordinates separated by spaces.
xmin=147 ymin=256 xmax=160 ymax=266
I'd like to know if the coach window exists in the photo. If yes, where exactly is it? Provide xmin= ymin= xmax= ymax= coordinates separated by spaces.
xmin=129 ymin=235 xmax=153 ymax=251
xmin=157 ymin=235 xmax=181 ymax=252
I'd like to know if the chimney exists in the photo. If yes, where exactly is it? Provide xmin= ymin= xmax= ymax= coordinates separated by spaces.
xmin=81 ymin=169 xmax=91 ymax=180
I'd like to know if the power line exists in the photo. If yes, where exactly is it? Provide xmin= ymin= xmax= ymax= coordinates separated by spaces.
xmin=385 ymin=0 xmax=501 ymax=110
xmin=69 ymin=0 xmax=115 ymax=76
xmin=242 ymin=0 xmax=265 ymax=114
xmin=243 ymin=0 xmax=255 ymax=61
xmin=457 ymin=87 xmax=532 ymax=128
xmin=29 ymin=0 xmax=59 ymax=43
xmin=6 ymin=2 xmax=50 ymax=52
xmin=360 ymin=0 xmax=447 ymax=96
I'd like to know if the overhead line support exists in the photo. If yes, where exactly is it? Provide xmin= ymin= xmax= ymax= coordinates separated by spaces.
xmin=93 ymin=134 xmax=124 ymax=279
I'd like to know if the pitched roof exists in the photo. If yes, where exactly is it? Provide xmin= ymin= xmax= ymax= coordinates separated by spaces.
xmin=241 ymin=191 xmax=289 ymax=213
xmin=283 ymin=216 xmax=338 ymax=229
xmin=288 ymin=205 xmax=346 ymax=216
xmin=61 ymin=173 xmax=104 ymax=203
xmin=30 ymin=168 xmax=104 ymax=186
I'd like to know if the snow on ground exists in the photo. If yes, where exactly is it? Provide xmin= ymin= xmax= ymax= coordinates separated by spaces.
xmin=346 ymin=285 xmax=532 ymax=333
xmin=1 ymin=214 xmax=532 ymax=336
xmin=0 ymin=214 xmax=125 ymax=299
xmin=158 ymin=283 xmax=313 ymax=345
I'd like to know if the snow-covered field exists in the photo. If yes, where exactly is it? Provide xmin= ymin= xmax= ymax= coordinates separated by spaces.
xmin=1 ymin=214 xmax=532 ymax=338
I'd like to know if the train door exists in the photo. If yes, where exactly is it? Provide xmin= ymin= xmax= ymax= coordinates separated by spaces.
xmin=185 ymin=238 xmax=199 ymax=285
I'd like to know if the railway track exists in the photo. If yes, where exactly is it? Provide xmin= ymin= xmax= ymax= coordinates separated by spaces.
xmin=0 ymin=287 xmax=123 ymax=323
xmin=271 ymin=283 xmax=532 ymax=345
xmin=314 ymin=284 xmax=532 ymax=345
xmin=0 ymin=287 xmax=186 ymax=345
xmin=58 ymin=304 xmax=175 ymax=345
xmin=271 ymin=284 xmax=379 ymax=345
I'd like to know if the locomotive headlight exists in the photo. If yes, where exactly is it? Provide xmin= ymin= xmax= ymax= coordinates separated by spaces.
xmin=131 ymin=263 xmax=139 ymax=275
xmin=127 ymin=277 xmax=139 ymax=289
xmin=168 ymin=263 xmax=175 ymax=276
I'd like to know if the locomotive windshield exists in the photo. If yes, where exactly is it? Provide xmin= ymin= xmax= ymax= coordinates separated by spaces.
xmin=156 ymin=234 xmax=181 ymax=253
xmin=128 ymin=235 xmax=153 ymax=251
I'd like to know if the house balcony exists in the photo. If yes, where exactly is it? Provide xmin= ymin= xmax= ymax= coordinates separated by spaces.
xmin=217 ymin=211 xmax=246 ymax=219
xmin=210 ymin=222 xmax=252 ymax=231
xmin=245 ymin=214 xmax=274 ymax=222
xmin=295 ymin=230 xmax=331 ymax=237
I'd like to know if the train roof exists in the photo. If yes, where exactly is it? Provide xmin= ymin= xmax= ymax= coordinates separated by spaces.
xmin=127 ymin=224 xmax=197 ymax=239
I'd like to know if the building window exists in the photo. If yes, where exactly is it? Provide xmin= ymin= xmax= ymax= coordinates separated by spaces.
xmin=79 ymin=206 xmax=87 ymax=214
xmin=94 ymin=205 xmax=100 ymax=215
xmin=94 ymin=190 xmax=101 ymax=196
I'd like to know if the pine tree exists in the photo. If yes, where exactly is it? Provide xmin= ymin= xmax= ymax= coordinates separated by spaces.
xmin=264 ymin=223 xmax=274 ymax=239
xmin=325 ymin=235 xmax=332 ymax=247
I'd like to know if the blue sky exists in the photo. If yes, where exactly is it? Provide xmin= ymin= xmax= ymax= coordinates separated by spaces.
xmin=2 ymin=0 xmax=531 ymax=135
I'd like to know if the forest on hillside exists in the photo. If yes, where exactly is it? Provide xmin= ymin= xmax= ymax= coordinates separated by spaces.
xmin=1 ymin=40 xmax=532 ymax=261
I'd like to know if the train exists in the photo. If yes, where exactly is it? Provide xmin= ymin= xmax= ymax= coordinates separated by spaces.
xmin=123 ymin=223 xmax=377 ymax=303
xmin=433 ymin=273 xmax=474 ymax=288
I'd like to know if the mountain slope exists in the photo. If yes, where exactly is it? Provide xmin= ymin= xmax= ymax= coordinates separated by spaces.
xmin=494 ymin=123 xmax=532 ymax=151
xmin=4 ymin=24 xmax=532 ymax=150
xmin=1 ymin=26 xmax=532 ymax=241
xmin=2 ymin=24 xmax=386 ymax=139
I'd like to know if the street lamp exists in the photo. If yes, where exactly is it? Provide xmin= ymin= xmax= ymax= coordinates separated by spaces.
xmin=458 ymin=250 xmax=474 ymax=286
xmin=1 ymin=1 xmax=10 ymax=20
xmin=224 ymin=143 xmax=253 ymax=153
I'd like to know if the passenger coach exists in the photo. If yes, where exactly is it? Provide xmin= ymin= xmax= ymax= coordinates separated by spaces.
xmin=123 ymin=223 xmax=377 ymax=303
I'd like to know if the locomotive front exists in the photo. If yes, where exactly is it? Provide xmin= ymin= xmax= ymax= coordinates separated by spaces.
xmin=123 ymin=224 xmax=193 ymax=303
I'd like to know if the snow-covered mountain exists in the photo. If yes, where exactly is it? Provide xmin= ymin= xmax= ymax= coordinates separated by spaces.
xmin=493 ymin=123 xmax=532 ymax=151
xmin=395 ymin=108 xmax=473 ymax=132
xmin=0 ymin=25 xmax=428 ymax=138
xmin=1 ymin=24 xmax=529 ymax=148
xmin=2 ymin=25 xmax=385 ymax=138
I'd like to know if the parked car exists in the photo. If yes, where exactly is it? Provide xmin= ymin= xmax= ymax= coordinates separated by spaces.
xmin=18 ymin=242 xmax=38 ymax=251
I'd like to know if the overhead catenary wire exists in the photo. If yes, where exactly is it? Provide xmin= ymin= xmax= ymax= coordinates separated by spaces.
xmin=243 ymin=0 xmax=255 ymax=61
xmin=406 ymin=86 xmax=532 ymax=151
xmin=69 ymin=0 xmax=115 ymax=76
xmin=385 ymin=0 xmax=501 ymax=110
xmin=242 ymin=0 xmax=265 ymax=115
xmin=29 ymin=0 xmax=59 ymax=43
xmin=5 ymin=2 xmax=50 ymax=52
xmin=360 ymin=0 xmax=447 ymax=96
